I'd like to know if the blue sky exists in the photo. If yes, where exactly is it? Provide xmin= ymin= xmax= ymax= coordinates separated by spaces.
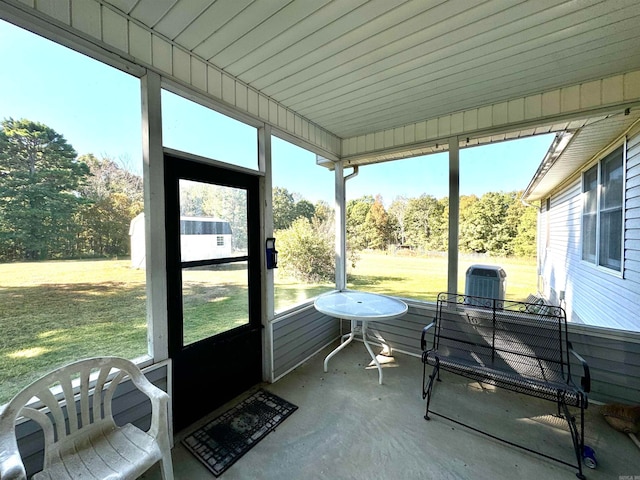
xmin=0 ymin=19 xmax=553 ymax=206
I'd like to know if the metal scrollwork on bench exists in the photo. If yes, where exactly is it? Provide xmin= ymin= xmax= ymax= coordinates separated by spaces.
xmin=422 ymin=292 xmax=594 ymax=479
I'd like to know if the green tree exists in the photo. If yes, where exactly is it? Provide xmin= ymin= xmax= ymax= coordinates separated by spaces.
xmin=0 ymin=118 xmax=89 ymax=261
xmin=459 ymin=192 xmax=514 ymax=255
xmin=346 ymin=195 xmax=374 ymax=250
xmin=312 ymin=200 xmax=334 ymax=239
xmin=78 ymin=154 xmax=143 ymax=204
xmin=77 ymin=154 xmax=143 ymax=257
xmin=509 ymin=194 xmax=538 ymax=257
xmin=364 ymin=194 xmax=391 ymax=250
xmin=404 ymin=194 xmax=445 ymax=251
xmin=458 ymin=194 xmax=481 ymax=253
xmin=277 ymin=217 xmax=334 ymax=282
xmin=313 ymin=200 xmax=332 ymax=224
xmin=294 ymin=199 xmax=315 ymax=222
xmin=273 ymin=187 xmax=296 ymax=230
xmin=388 ymin=196 xmax=408 ymax=245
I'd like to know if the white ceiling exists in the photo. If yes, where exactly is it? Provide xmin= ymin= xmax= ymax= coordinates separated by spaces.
xmin=103 ymin=0 xmax=640 ymax=140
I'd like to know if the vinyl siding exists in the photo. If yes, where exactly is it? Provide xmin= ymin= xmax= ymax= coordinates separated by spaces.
xmin=566 ymin=324 xmax=640 ymax=405
xmin=541 ymin=129 xmax=640 ymax=331
xmin=626 ymin=131 xmax=640 ymax=283
xmin=272 ymin=304 xmax=340 ymax=380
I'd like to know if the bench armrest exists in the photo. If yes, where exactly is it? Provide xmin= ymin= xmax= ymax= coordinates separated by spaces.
xmin=421 ymin=321 xmax=436 ymax=351
xmin=568 ymin=342 xmax=591 ymax=393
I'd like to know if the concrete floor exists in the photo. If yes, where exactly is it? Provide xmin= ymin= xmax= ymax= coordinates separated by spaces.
xmin=143 ymin=342 xmax=640 ymax=480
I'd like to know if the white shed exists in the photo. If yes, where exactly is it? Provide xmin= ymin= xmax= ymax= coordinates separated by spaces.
xmin=128 ymin=213 xmax=145 ymax=269
xmin=129 ymin=214 xmax=233 ymax=268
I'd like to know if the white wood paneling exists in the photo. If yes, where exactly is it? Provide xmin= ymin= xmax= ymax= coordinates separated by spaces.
xmin=174 ymin=0 xmax=251 ymax=51
xmin=625 ymin=130 xmax=640 ymax=280
xmin=101 ymin=6 xmax=127 ymax=53
xmin=129 ymin=0 xmax=176 ymax=28
xmin=210 ymin=0 xmax=331 ymax=69
xmin=193 ymin=0 xmax=291 ymax=62
xmin=244 ymin=0 xmax=408 ymax=91
xmin=274 ymin=0 xmax=554 ymax=105
xmin=37 ymin=0 xmax=69 ymax=24
xmin=129 ymin=22 xmax=151 ymax=64
xmin=71 ymin=0 xmax=100 ymax=38
xmin=151 ymin=34 xmax=172 ymax=74
xmin=221 ymin=73 xmax=235 ymax=105
xmin=190 ymin=56 xmax=206 ymax=92
xmin=284 ymin=1 xmax=640 ymax=133
xmin=172 ymin=46 xmax=190 ymax=83
xmin=153 ymin=0 xmax=215 ymax=40
xmin=104 ymin=0 xmax=136 ymax=14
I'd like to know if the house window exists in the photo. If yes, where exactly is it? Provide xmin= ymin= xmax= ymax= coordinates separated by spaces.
xmin=581 ymin=146 xmax=624 ymax=271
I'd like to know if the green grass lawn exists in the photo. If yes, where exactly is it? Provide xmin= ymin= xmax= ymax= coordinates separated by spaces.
xmin=347 ymin=251 xmax=537 ymax=302
xmin=0 ymin=253 xmax=536 ymax=404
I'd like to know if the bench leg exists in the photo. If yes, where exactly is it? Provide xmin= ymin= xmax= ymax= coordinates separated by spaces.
xmin=558 ymin=393 xmax=586 ymax=480
xmin=423 ymin=359 xmax=440 ymax=420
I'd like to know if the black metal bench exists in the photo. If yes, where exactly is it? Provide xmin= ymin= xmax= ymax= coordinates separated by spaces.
xmin=421 ymin=292 xmax=594 ymax=479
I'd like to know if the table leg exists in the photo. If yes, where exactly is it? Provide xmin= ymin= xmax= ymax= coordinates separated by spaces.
xmin=324 ymin=319 xmax=357 ymax=373
xmin=367 ymin=328 xmax=392 ymax=356
xmin=361 ymin=320 xmax=383 ymax=385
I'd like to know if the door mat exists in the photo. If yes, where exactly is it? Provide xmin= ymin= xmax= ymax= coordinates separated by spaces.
xmin=182 ymin=389 xmax=298 ymax=477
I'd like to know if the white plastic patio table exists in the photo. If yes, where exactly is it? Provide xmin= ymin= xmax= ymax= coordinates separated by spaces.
xmin=314 ymin=290 xmax=408 ymax=384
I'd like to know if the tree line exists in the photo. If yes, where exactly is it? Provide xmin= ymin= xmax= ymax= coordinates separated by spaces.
xmin=0 ymin=118 xmax=537 ymax=273
xmin=0 ymin=118 xmax=142 ymax=262
xmin=273 ymin=187 xmax=537 ymax=282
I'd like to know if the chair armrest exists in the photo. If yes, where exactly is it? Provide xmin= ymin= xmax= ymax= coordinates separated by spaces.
xmin=109 ymin=359 xmax=170 ymax=439
xmin=0 ymin=452 xmax=26 ymax=480
xmin=0 ymin=413 xmax=27 ymax=480
xmin=421 ymin=321 xmax=436 ymax=351
xmin=128 ymin=374 xmax=170 ymax=439
xmin=568 ymin=342 xmax=591 ymax=393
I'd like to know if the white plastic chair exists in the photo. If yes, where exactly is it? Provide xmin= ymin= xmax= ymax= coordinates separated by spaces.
xmin=0 ymin=356 xmax=174 ymax=480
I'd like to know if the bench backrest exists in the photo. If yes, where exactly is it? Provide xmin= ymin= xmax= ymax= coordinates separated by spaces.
xmin=434 ymin=293 xmax=571 ymax=382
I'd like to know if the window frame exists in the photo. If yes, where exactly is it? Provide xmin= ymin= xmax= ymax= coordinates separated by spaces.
xmin=580 ymin=141 xmax=626 ymax=275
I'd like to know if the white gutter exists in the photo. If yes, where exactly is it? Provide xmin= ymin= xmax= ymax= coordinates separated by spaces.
xmin=521 ymin=131 xmax=576 ymax=204
xmin=335 ymin=165 xmax=359 ymax=290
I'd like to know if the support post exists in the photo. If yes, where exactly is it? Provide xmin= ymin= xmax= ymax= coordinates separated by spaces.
xmin=447 ymin=137 xmax=460 ymax=295
xmin=258 ymin=124 xmax=274 ymax=382
xmin=141 ymin=71 xmax=168 ymax=361
xmin=335 ymin=161 xmax=346 ymax=291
